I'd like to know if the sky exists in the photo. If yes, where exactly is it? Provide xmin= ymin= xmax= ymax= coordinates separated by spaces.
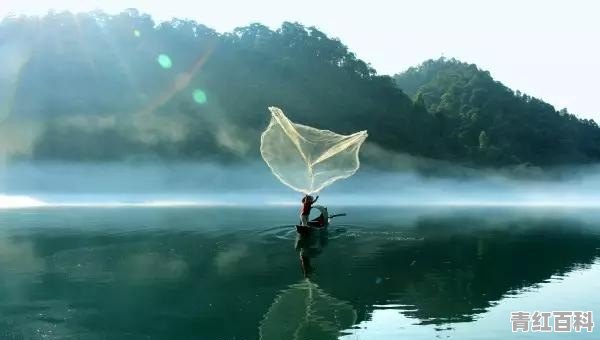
xmin=1 ymin=0 xmax=599 ymax=120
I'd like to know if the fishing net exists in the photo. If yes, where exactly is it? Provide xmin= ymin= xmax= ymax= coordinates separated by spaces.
xmin=260 ymin=107 xmax=368 ymax=194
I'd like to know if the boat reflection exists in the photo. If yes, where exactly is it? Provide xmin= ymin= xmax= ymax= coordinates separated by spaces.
xmin=294 ymin=205 xmax=338 ymax=277
xmin=295 ymin=227 xmax=328 ymax=277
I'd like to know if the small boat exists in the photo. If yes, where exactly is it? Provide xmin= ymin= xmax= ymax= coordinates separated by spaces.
xmin=296 ymin=205 xmax=345 ymax=234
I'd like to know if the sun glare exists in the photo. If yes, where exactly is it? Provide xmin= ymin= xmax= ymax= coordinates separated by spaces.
xmin=0 ymin=195 xmax=46 ymax=209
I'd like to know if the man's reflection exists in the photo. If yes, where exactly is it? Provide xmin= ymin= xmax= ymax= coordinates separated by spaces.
xmin=296 ymin=230 xmax=328 ymax=276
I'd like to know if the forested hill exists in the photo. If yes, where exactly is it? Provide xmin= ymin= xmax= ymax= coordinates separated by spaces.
xmin=394 ymin=59 xmax=600 ymax=166
xmin=1 ymin=10 xmax=599 ymax=167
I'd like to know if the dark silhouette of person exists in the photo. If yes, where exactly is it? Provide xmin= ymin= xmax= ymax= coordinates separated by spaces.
xmin=295 ymin=227 xmax=328 ymax=277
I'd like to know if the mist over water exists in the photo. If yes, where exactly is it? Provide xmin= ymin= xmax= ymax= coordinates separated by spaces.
xmin=2 ymin=161 xmax=600 ymax=208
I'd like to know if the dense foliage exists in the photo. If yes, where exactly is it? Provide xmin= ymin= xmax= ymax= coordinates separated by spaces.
xmin=1 ymin=10 xmax=599 ymax=167
xmin=395 ymin=58 xmax=600 ymax=165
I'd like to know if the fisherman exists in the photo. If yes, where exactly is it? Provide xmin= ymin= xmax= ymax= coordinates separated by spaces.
xmin=300 ymin=194 xmax=319 ymax=226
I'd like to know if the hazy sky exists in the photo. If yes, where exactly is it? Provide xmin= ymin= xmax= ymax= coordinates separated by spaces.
xmin=1 ymin=0 xmax=599 ymax=120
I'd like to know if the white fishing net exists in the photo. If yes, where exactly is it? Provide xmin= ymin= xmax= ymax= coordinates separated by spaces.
xmin=260 ymin=107 xmax=368 ymax=194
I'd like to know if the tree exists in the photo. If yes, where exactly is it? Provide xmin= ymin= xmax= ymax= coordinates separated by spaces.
xmin=479 ymin=131 xmax=489 ymax=149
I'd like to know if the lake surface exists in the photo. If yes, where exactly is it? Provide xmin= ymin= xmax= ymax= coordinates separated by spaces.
xmin=0 ymin=207 xmax=599 ymax=339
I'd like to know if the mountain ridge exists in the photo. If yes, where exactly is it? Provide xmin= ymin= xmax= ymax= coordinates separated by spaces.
xmin=394 ymin=57 xmax=600 ymax=166
xmin=1 ymin=10 xmax=598 ymax=168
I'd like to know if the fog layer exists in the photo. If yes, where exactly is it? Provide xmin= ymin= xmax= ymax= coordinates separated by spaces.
xmin=1 ymin=162 xmax=600 ymax=207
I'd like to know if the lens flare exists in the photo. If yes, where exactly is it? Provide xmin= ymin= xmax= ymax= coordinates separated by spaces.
xmin=193 ymin=89 xmax=207 ymax=104
xmin=157 ymin=54 xmax=172 ymax=69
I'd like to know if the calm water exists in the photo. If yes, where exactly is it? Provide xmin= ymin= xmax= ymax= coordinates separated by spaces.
xmin=0 ymin=207 xmax=599 ymax=339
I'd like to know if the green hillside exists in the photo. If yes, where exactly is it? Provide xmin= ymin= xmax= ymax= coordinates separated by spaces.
xmin=1 ymin=10 xmax=599 ymax=167
xmin=394 ymin=58 xmax=600 ymax=165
